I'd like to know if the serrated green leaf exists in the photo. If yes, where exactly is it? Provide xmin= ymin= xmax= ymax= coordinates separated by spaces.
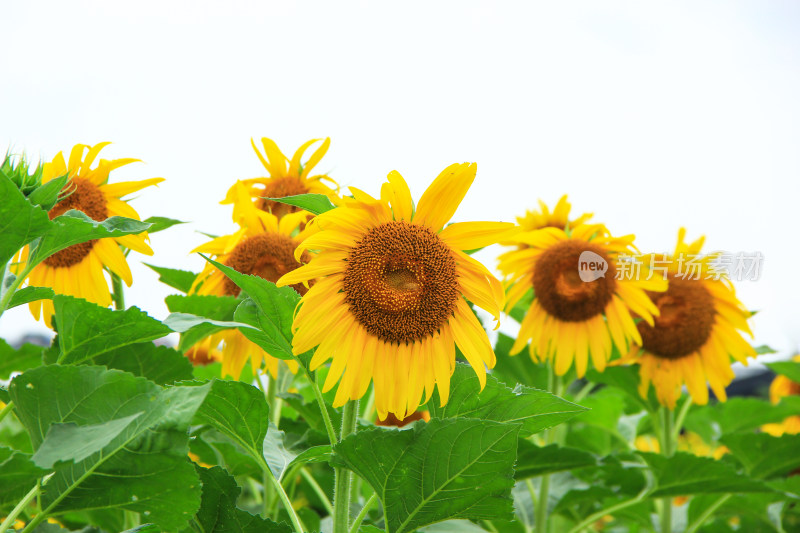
xmin=233 ymin=298 xmax=294 ymax=360
xmin=28 ymin=210 xmax=151 ymax=267
xmin=193 ymin=466 xmax=292 ymax=533
xmin=0 ymin=446 xmax=48 ymax=510
xmin=200 ymin=256 xmax=298 ymax=360
xmin=194 ymin=379 xmax=270 ymax=459
xmin=640 ymin=451 xmax=771 ymax=497
xmin=9 ymin=365 xmax=210 ymax=531
xmin=7 ymin=285 xmax=54 ymax=310
xmin=32 ymin=412 xmax=144 ymax=468
xmin=53 ymin=295 xmax=171 ymax=365
xmin=0 ymin=339 xmax=44 ymax=380
xmin=766 ymin=361 xmax=800 ymax=384
xmin=333 ymin=418 xmax=520 ymax=533
xmin=514 ymin=441 xmax=596 ymax=479
xmin=721 ymin=433 xmax=800 ymax=479
xmin=27 ymin=174 xmax=69 ymax=211
xmin=428 ymin=363 xmax=586 ymax=437
xmin=266 ymin=193 xmax=335 ymax=215
xmin=165 ymin=294 xmax=242 ymax=351
xmin=92 ymin=342 xmax=194 ymax=385
xmin=144 ymin=263 xmax=198 ymax=293
xmin=141 ymin=216 xmax=185 ymax=234
xmin=0 ymin=171 xmax=52 ymax=266
xmin=585 ymin=365 xmax=660 ymax=413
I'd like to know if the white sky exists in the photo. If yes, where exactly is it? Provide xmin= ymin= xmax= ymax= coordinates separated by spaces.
xmin=2 ymin=1 xmax=799 ymax=363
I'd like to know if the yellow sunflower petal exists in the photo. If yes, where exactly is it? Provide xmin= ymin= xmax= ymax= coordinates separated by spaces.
xmin=413 ymin=163 xmax=477 ymax=232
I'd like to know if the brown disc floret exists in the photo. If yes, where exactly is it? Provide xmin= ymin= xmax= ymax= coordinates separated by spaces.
xmin=533 ymin=240 xmax=617 ymax=322
xmin=343 ymin=221 xmax=459 ymax=344
xmin=223 ymin=233 xmax=311 ymax=296
xmin=256 ymin=177 xmax=309 ymax=217
xmin=638 ymin=275 xmax=716 ymax=360
xmin=44 ymin=178 xmax=109 ymax=268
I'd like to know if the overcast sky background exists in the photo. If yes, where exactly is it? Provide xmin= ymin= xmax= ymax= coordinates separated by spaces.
xmin=2 ymin=1 xmax=799 ymax=367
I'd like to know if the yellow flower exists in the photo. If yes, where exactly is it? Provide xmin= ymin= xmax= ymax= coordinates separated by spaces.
xmin=515 ymin=194 xmax=594 ymax=231
xmin=620 ymin=229 xmax=756 ymax=409
xmin=498 ymin=220 xmax=666 ymax=378
xmin=277 ymin=163 xmax=515 ymax=418
xmin=762 ymin=355 xmax=800 ymax=436
xmin=190 ymin=183 xmax=312 ymax=379
xmin=20 ymin=143 xmax=162 ymax=326
xmin=222 ymin=137 xmax=337 ymax=218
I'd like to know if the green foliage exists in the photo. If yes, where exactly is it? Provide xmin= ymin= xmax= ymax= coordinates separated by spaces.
xmin=766 ymin=360 xmax=800 ymax=383
xmin=0 ymin=339 xmax=44 ymax=380
xmin=334 ymin=419 xmax=520 ymax=533
xmin=721 ymin=433 xmax=800 ymax=479
xmin=144 ymin=263 xmax=198 ymax=293
xmin=428 ymin=363 xmax=587 ymax=437
xmin=7 ymin=285 xmax=55 ymax=309
xmin=515 ymin=441 xmax=596 ymax=479
xmin=0 ymin=169 xmax=52 ymax=267
xmin=141 ymin=216 xmax=186 ymax=234
xmin=640 ymin=452 xmax=771 ymax=497
xmin=165 ymin=293 xmax=242 ymax=350
xmin=266 ymin=193 xmax=336 ymax=215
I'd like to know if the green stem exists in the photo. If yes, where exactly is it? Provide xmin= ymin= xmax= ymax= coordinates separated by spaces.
xmin=565 ymin=494 xmax=648 ymax=533
xmin=123 ymin=510 xmax=140 ymax=530
xmin=0 ymin=264 xmax=30 ymax=319
xmin=8 ymin=484 xmax=40 ymax=533
xmin=309 ymin=368 xmax=338 ymax=446
xmin=348 ymin=492 xmax=377 ymax=533
xmin=535 ymin=367 xmax=563 ymax=533
xmin=658 ymin=407 xmax=675 ymax=533
xmin=110 ymin=272 xmax=125 ymax=310
xmin=301 ymin=467 xmax=334 ymax=515
xmin=268 ymin=366 xmax=282 ymax=429
xmin=684 ymin=494 xmax=732 ymax=533
xmin=333 ymin=400 xmax=359 ymax=533
xmin=0 ymin=400 xmax=14 ymax=424
xmin=263 ymin=465 xmax=306 ymax=533
xmin=672 ymin=397 xmax=692 ymax=442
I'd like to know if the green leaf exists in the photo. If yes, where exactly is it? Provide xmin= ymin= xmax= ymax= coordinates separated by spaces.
xmin=266 ymin=193 xmax=335 ymax=215
xmin=585 ymin=365 xmax=660 ymax=413
xmin=0 ymin=339 xmax=44 ymax=380
xmin=165 ymin=294 xmax=242 ymax=351
xmin=9 ymin=365 xmax=210 ymax=531
xmin=7 ymin=285 xmax=54 ymax=310
xmin=233 ymin=298 xmax=294 ymax=360
xmin=0 ymin=171 xmax=52 ymax=267
xmin=192 ymin=466 xmax=292 ymax=533
xmin=27 ymin=174 xmax=69 ymax=211
xmin=199 ymin=255 xmax=299 ymax=360
xmin=263 ymin=424 xmax=298 ymax=481
xmin=721 ymin=433 xmax=800 ymax=479
xmin=32 ymin=412 xmax=144 ymax=468
xmin=766 ymin=361 xmax=800 ymax=384
xmin=491 ymin=333 xmax=548 ymax=390
xmin=92 ymin=342 xmax=194 ymax=385
xmin=333 ymin=418 xmax=520 ymax=533
xmin=684 ymin=397 xmax=800 ymax=439
xmin=428 ymin=363 xmax=587 ymax=437
xmin=0 ymin=446 xmax=48 ymax=510
xmin=144 ymin=263 xmax=198 ymax=293
xmin=28 ymin=210 xmax=151 ymax=267
xmin=514 ymin=441 xmax=596 ymax=479
xmin=194 ymin=379 xmax=270 ymax=459
xmin=141 ymin=216 xmax=186 ymax=234
xmin=53 ymin=295 xmax=171 ymax=365
xmin=640 ymin=452 xmax=771 ymax=497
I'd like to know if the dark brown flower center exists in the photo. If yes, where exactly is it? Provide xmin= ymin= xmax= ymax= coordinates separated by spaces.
xmin=376 ymin=410 xmax=427 ymax=427
xmin=533 ymin=240 xmax=616 ymax=321
xmin=223 ymin=233 xmax=311 ymax=296
xmin=343 ymin=221 xmax=458 ymax=344
xmin=256 ymin=176 xmax=309 ymax=218
xmin=638 ymin=276 xmax=716 ymax=360
xmin=44 ymin=178 xmax=108 ymax=268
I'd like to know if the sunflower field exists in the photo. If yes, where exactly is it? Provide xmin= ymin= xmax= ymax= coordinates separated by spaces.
xmin=1 ymin=139 xmax=799 ymax=533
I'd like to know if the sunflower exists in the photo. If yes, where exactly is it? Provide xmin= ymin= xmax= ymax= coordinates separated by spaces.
xmin=516 ymin=194 xmax=594 ymax=231
xmin=222 ymin=136 xmax=337 ymax=219
xmin=498 ymin=220 xmax=666 ymax=378
xmin=276 ymin=163 xmax=515 ymax=419
xmin=189 ymin=183 xmax=313 ymax=379
xmin=762 ymin=355 xmax=800 ymax=436
xmin=619 ymin=229 xmax=756 ymax=409
xmin=20 ymin=143 xmax=162 ymax=327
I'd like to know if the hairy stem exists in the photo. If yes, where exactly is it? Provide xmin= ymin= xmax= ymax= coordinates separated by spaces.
xmin=333 ymin=400 xmax=359 ymax=533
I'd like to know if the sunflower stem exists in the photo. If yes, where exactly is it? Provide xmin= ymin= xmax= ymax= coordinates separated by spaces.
xmin=110 ymin=272 xmax=125 ymax=310
xmin=301 ymin=467 xmax=334 ymax=515
xmin=535 ymin=366 xmax=562 ymax=533
xmin=672 ymin=396 xmax=692 ymax=441
xmin=264 ymin=367 xmax=282 ymax=519
xmin=333 ymin=400 xmax=358 ymax=533
xmin=684 ymin=493 xmax=732 ymax=533
xmin=658 ymin=406 xmax=676 ymax=533
xmin=1 ymin=483 xmax=39 ymax=533
xmin=0 ymin=400 xmax=15 ymax=424
xmin=348 ymin=492 xmax=377 ymax=533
